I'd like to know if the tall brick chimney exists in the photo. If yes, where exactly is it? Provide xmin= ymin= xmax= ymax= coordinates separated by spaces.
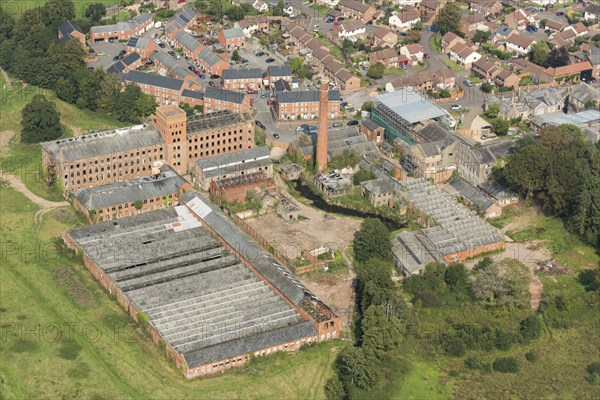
xmin=316 ymin=79 xmax=330 ymax=173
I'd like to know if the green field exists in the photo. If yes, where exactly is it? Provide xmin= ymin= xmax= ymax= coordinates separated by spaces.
xmin=1 ymin=0 xmax=119 ymax=18
xmin=0 ymin=185 xmax=342 ymax=399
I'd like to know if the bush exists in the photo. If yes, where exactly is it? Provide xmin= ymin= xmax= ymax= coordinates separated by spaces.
xmin=586 ymin=362 xmax=600 ymax=385
xmin=464 ymin=356 xmax=480 ymax=370
xmin=494 ymin=330 xmax=515 ymax=351
xmin=525 ymin=351 xmax=540 ymax=363
xmin=492 ymin=357 xmax=520 ymax=373
xmin=520 ymin=314 xmax=543 ymax=342
xmin=446 ymin=338 xmax=467 ymax=357
xmin=21 ymin=95 xmax=63 ymax=143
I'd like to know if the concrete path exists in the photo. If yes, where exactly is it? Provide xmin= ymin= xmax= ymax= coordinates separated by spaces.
xmin=1 ymin=171 xmax=67 ymax=209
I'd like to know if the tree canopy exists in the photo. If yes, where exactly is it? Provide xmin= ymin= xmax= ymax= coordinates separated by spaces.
xmin=353 ymin=218 xmax=392 ymax=263
xmin=435 ymin=3 xmax=462 ymax=35
xmin=21 ymin=94 xmax=63 ymax=143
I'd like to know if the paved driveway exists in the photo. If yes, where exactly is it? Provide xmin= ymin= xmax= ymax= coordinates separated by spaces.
xmin=88 ymin=42 xmax=127 ymax=70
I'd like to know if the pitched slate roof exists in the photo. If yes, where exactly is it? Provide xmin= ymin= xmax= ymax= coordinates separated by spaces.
xmin=222 ymin=27 xmax=245 ymax=39
xmin=120 ymin=71 xmax=185 ymax=91
xmin=204 ymin=87 xmax=245 ymax=104
xmin=267 ymin=65 xmax=292 ymax=77
xmin=58 ymin=20 xmax=83 ymax=44
xmin=175 ymin=30 xmax=203 ymax=53
xmin=198 ymin=47 xmax=225 ymax=67
xmin=73 ymin=165 xmax=187 ymax=210
xmin=222 ymin=68 xmax=263 ymax=80
xmin=275 ymin=90 xmax=340 ymax=103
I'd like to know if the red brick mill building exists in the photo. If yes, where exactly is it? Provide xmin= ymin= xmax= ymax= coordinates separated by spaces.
xmin=63 ymin=191 xmax=340 ymax=378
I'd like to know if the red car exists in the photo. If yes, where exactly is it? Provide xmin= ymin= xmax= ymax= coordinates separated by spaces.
xmin=194 ymin=69 xmax=200 ymax=75
xmin=247 ymin=89 xmax=258 ymax=94
xmin=267 ymin=100 xmax=275 ymax=105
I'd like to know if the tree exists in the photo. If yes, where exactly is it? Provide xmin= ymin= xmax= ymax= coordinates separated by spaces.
xmin=0 ymin=9 xmax=15 ymax=40
xmin=501 ymin=144 xmax=549 ymax=198
xmin=519 ymin=314 xmax=542 ymax=342
xmin=559 ymin=123 xmax=582 ymax=138
xmin=529 ymin=41 xmax=550 ymax=66
xmin=85 ymin=3 xmax=107 ymax=23
xmin=41 ymin=0 xmax=75 ymax=27
xmin=356 ymin=258 xmax=397 ymax=312
xmin=361 ymin=100 xmax=373 ymax=112
xmin=55 ymin=76 xmax=79 ymax=103
xmin=404 ymin=29 xmax=421 ymax=44
xmin=473 ymin=30 xmax=491 ymax=44
xmin=21 ymin=95 xmax=63 ymax=143
xmin=353 ymin=168 xmax=376 ymax=185
xmin=324 ymin=376 xmax=345 ymax=400
xmin=367 ymin=62 xmax=385 ymax=79
xmin=491 ymin=118 xmax=509 ymax=136
xmin=435 ymin=3 xmax=462 ymax=35
xmin=548 ymin=46 xmax=570 ymax=68
xmin=485 ymin=102 xmax=500 ymax=119
xmin=481 ymin=82 xmax=493 ymax=93
xmin=361 ymin=305 xmax=403 ymax=352
xmin=338 ymin=347 xmax=380 ymax=390
xmin=445 ymin=338 xmax=467 ymax=357
xmin=445 ymin=263 xmax=469 ymax=293
xmin=353 ymin=218 xmax=392 ymax=263
xmin=471 ymin=262 xmax=513 ymax=306
xmin=231 ymin=49 xmax=240 ymax=61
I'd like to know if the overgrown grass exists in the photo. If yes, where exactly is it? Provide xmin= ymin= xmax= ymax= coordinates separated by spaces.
xmin=0 ymin=185 xmax=343 ymax=399
xmin=317 ymin=38 xmax=343 ymax=62
xmin=430 ymin=34 xmax=442 ymax=54
xmin=2 ymin=0 xmax=119 ymax=18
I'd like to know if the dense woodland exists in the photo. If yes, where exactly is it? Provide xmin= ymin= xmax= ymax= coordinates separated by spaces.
xmin=0 ymin=0 xmax=156 ymax=137
xmin=495 ymin=126 xmax=600 ymax=251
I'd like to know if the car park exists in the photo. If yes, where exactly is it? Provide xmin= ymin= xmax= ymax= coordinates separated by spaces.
xmin=265 ymin=58 xmax=275 ymax=63
xmin=273 ymin=133 xmax=280 ymax=139
xmin=450 ymin=104 xmax=462 ymax=110
xmin=347 ymin=120 xmax=359 ymax=126
xmin=255 ymin=120 xmax=266 ymax=129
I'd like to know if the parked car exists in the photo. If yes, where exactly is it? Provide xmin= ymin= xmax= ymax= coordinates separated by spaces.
xmin=424 ymin=53 xmax=430 ymax=59
xmin=210 ymin=74 xmax=220 ymax=79
xmin=208 ymin=81 xmax=214 ymax=86
xmin=337 ymin=17 xmax=345 ymax=21
xmin=199 ymin=73 xmax=206 ymax=79
xmin=119 ymin=50 xmax=126 ymax=56
xmin=526 ymin=25 xmax=538 ymax=32
xmin=463 ymin=79 xmax=473 ymax=87
xmin=97 ymin=52 xmax=106 ymax=56
xmin=158 ymin=43 xmax=166 ymax=48
xmin=265 ymin=58 xmax=275 ymax=63
xmin=240 ymin=60 xmax=250 ymax=65
xmin=482 ymin=125 xmax=493 ymax=130
xmin=194 ymin=70 xmax=200 ymax=75
xmin=247 ymin=89 xmax=258 ymax=94
xmin=267 ymin=99 xmax=275 ymax=105
xmin=332 ymin=122 xmax=342 ymax=128
xmin=261 ymin=93 xmax=270 ymax=98
xmin=450 ymin=104 xmax=462 ymax=110
xmin=188 ymin=65 xmax=195 ymax=71
xmin=168 ymin=50 xmax=176 ymax=56
xmin=254 ymin=50 xmax=265 ymax=56
xmin=295 ymin=126 xmax=305 ymax=132
xmin=340 ymin=101 xmax=348 ymax=107
xmin=347 ymin=120 xmax=359 ymax=126
xmin=255 ymin=120 xmax=266 ymax=129
xmin=556 ymin=11 xmax=565 ymax=16
xmin=307 ymin=125 xmax=318 ymax=131
xmin=154 ymin=38 xmax=161 ymax=44
xmin=113 ymin=55 xmax=120 ymax=61
xmin=480 ymin=134 xmax=488 ymax=140
xmin=273 ymin=133 xmax=280 ymax=139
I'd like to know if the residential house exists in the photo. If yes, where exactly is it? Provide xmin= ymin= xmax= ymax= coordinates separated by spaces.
xmin=505 ymin=32 xmax=534 ymax=56
xmin=441 ymin=32 xmax=464 ymax=53
xmin=236 ymin=15 xmax=270 ymax=37
xmin=218 ymin=27 xmax=246 ymax=50
xmin=318 ymin=55 xmax=361 ymax=91
xmin=164 ymin=7 xmax=197 ymax=41
xmin=197 ymin=48 xmax=229 ymax=76
xmin=419 ymin=0 xmax=444 ymax=25
xmin=461 ymin=12 xmax=487 ymax=34
xmin=386 ymin=69 xmax=457 ymax=92
xmin=152 ymin=51 xmax=198 ymax=82
xmin=173 ymin=30 xmax=204 ymax=60
xmin=274 ymin=90 xmax=341 ymax=120
xmin=468 ymin=0 xmax=502 ymax=16
xmin=456 ymin=140 xmax=515 ymax=185
xmin=370 ymin=48 xmax=406 ymax=68
xmin=490 ymin=25 xmax=512 ymax=45
xmin=494 ymin=69 xmax=520 ymax=90
xmin=544 ymin=19 xmax=567 ymax=32
xmin=372 ymin=27 xmax=398 ymax=48
xmin=546 ymin=61 xmax=594 ymax=84
xmin=180 ymin=89 xmax=204 ymax=107
xmin=57 ymin=21 xmax=85 ymax=46
xmin=486 ymin=87 xmax=566 ymax=119
xmin=399 ymin=43 xmax=424 ymax=66
xmin=329 ymin=20 xmax=367 ymax=43
xmin=222 ymin=68 xmax=263 ymax=91
xmin=203 ymin=87 xmax=252 ymax=114
xmin=584 ymin=4 xmax=600 ymax=21
xmin=107 ymin=52 xmax=142 ymax=75
xmin=338 ymin=0 xmax=376 ymax=21
xmin=265 ymin=65 xmax=294 ymax=88
xmin=90 ymin=13 xmax=153 ymax=42
xmin=472 ymin=56 xmax=504 ymax=82
xmin=126 ymin=37 xmax=155 ymax=59
xmin=504 ymin=8 xmax=537 ymax=31
xmin=389 ymin=10 xmax=421 ymax=32
xmin=448 ymin=41 xmax=481 ymax=69
xmin=253 ymin=0 xmax=269 ymax=12
xmin=119 ymin=71 xmax=198 ymax=105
